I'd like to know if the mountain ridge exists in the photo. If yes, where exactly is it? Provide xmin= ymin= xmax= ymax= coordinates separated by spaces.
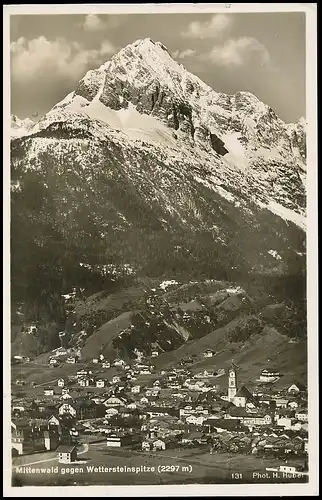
xmin=10 ymin=38 xmax=307 ymax=365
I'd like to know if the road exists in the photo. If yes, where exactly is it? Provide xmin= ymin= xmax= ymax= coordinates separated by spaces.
xmin=34 ymin=378 xmax=59 ymax=387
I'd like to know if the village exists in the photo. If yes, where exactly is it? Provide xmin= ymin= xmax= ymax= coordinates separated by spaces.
xmin=11 ymin=348 xmax=309 ymax=485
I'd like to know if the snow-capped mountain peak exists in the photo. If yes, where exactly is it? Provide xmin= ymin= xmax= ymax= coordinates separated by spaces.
xmin=13 ymin=38 xmax=306 ymax=231
xmin=107 ymin=37 xmax=199 ymax=92
xmin=36 ymin=38 xmax=303 ymax=161
xmin=11 ymin=114 xmax=35 ymax=137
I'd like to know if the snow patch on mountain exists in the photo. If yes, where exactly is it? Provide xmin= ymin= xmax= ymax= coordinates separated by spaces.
xmin=36 ymin=90 xmax=179 ymax=147
xmin=11 ymin=115 xmax=35 ymax=138
xmin=266 ymin=200 xmax=306 ymax=230
xmin=268 ymin=249 xmax=282 ymax=260
xmin=216 ymin=186 xmax=235 ymax=203
xmin=52 ymin=91 xmax=75 ymax=109
xmin=220 ymin=131 xmax=248 ymax=169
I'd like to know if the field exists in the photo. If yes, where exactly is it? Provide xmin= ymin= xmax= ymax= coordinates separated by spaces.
xmin=12 ymin=443 xmax=308 ymax=486
xmin=154 ymin=326 xmax=307 ymax=387
xmin=11 ymin=360 xmax=127 ymax=397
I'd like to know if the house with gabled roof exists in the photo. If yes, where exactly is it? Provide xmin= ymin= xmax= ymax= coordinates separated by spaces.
xmin=105 ymin=407 xmax=119 ymax=418
xmin=224 ymin=404 xmax=273 ymax=427
xmin=48 ymin=413 xmax=75 ymax=430
xmin=273 ymin=398 xmax=289 ymax=408
xmin=113 ymin=359 xmax=126 ymax=367
xmin=181 ymin=431 xmax=208 ymax=444
xmin=233 ymin=386 xmax=259 ymax=408
xmin=185 ymin=414 xmax=208 ymax=426
xmin=58 ymin=403 xmax=77 ymax=418
xmin=287 ymin=382 xmax=306 ymax=393
xmin=43 ymin=388 xmax=55 ymax=396
xmin=60 ymin=392 xmax=73 ymax=401
xmin=103 ymin=395 xmax=127 ymax=408
xmin=288 ymin=400 xmax=299 ymax=409
xmin=57 ymin=445 xmax=77 ymax=463
xmin=142 ymin=436 xmax=178 ymax=451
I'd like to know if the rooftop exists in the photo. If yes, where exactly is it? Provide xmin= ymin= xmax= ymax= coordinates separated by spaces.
xmin=56 ymin=445 xmax=77 ymax=453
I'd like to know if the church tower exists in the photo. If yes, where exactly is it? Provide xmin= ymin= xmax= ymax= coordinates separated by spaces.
xmin=228 ymin=362 xmax=238 ymax=401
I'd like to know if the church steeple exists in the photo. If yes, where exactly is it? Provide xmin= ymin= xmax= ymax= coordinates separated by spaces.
xmin=228 ymin=360 xmax=238 ymax=401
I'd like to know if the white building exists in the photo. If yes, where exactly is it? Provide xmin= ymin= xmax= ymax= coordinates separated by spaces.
xmin=295 ymin=411 xmax=308 ymax=422
xmin=260 ymin=369 xmax=281 ymax=382
xmin=185 ymin=415 xmax=207 ymax=426
xmin=57 ymin=445 xmax=77 ymax=464
xmin=153 ymin=439 xmax=166 ymax=451
xmin=113 ymin=359 xmax=126 ymax=367
xmin=66 ymin=357 xmax=76 ymax=364
xmin=60 ymin=392 xmax=72 ymax=401
xmin=106 ymin=435 xmax=123 ymax=447
xmin=76 ymin=369 xmax=92 ymax=378
xmin=276 ymin=417 xmax=292 ymax=429
xmin=44 ymin=389 xmax=54 ymax=396
xmin=274 ymin=398 xmax=289 ymax=408
xmin=140 ymin=368 xmax=151 ymax=375
xmin=287 ymin=382 xmax=306 ymax=393
xmin=58 ymin=403 xmax=76 ymax=417
xmin=57 ymin=378 xmax=65 ymax=387
xmin=105 ymin=407 xmax=119 ymax=417
xmin=96 ymin=379 xmax=105 ymax=388
xmin=134 ymin=348 xmax=144 ymax=361
xmin=104 ymin=396 xmax=126 ymax=407
xmin=79 ymin=378 xmax=91 ymax=387
xmin=142 ymin=439 xmax=166 ymax=451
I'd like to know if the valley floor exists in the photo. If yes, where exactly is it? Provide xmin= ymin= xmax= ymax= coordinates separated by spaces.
xmin=12 ymin=444 xmax=307 ymax=486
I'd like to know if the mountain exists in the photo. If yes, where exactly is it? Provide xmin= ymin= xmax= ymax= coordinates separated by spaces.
xmin=11 ymin=115 xmax=35 ymax=138
xmin=10 ymin=38 xmax=307 ymax=368
xmin=286 ymin=117 xmax=307 ymax=167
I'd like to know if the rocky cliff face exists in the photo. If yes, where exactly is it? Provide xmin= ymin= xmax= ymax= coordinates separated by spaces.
xmin=10 ymin=38 xmax=307 ymax=359
xmin=286 ymin=117 xmax=307 ymax=163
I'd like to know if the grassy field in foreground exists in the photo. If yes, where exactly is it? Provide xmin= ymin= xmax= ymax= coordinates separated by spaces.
xmin=12 ymin=443 xmax=308 ymax=486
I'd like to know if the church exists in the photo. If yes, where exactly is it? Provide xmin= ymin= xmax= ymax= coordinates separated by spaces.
xmin=227 ymin=363 xmax=259 ymax=409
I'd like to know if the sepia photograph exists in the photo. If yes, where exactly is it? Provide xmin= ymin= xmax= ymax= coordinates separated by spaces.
xmin=3 ymin=3 xmax=318 ymax=497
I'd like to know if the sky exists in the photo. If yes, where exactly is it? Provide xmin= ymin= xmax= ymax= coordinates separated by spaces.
xmin=10 ymin=12 xmax=306 ymax=123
